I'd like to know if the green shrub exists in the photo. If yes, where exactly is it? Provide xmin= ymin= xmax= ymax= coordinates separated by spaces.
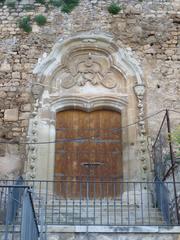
xmin=107 ymin=2 xmax=122 ymax=15
xmin=34 ymin=14 xmax=47 ymax=26
xmin=5 ymin=0 xmax=16 ymax=8
xmin=18 ymin=16 xmax=32 ymax=33
xmin=61 ymin=0 xmax=79 ymax=13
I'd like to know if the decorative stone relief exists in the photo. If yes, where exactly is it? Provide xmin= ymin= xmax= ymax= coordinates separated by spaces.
xmin=26 ymin=100 xmax=39 ymax=179
xmin=134 ymin=84 xmax=147 ymax=180
xmin=60 ymin=53 xmax=117 ymax=89
xmin=26 ymin=120 xmax=38 ymax=179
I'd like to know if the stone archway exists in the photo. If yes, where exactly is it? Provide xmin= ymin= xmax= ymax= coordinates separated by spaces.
xmin=26 ymin=32 xmax=147 ymax=182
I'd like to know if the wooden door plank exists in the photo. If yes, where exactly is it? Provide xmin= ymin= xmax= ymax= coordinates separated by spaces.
xmin=55 ymin=109 xmax=122 ymax=197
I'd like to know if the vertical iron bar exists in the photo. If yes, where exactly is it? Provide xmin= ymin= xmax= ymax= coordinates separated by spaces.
xmin=127 ymin=182 xmax=130 ymax=225
xmin=166 ymin=182 xmax=171 ymax=224
xmin=154 ymin=180 xmax=158 ymax=225
xmin=133 ymin=182 xmax=136 ymax=225
xmin=160 ymin=180 xmax=164 ymax=225
xmin=58 ymin=183 xmax=61 ymax=225
xmin=4 ymin=187 xmax=9 ymax=240
xmin=19 ymin=189 xmax=23 ymax=240
xmin=114 ymin=180 xmax=116 ymax=225
xmin=45 ymin=181 xmax=48 ymax=225
xmin=79 ymin=177 xmax=82 ymax=225
xmin=86 ymin=175 xmax=89 ymax=236
xmin=107 ymin=181 xmax=109 ymax=225
xmin=52 ymin=183 xmax=55 ymax=224
xmin=166 ymin=109 xmax=180 ymax=224
xmin=37 ymin=181 xmax=41 ymax=224
xmin=100 ymin=178 xmax=103 ymax=225
xmin=140 ymin=182 xmax=144 ymax=225
xmin=65 ymin=178 xmax=68 ymax=224
xmin=120 ymin=181 xmax=123 ymax=225
xmin=93 ymin=178 xmax=96 ymax=225
xmin=72 ymin=179 xmax=75 ymax=225
xmin=146 ymin=182 xmax=150 ymax=225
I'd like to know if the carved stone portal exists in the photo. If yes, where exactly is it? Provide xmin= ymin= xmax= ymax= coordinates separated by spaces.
xmin=29 ymin=32 xmax=147 ymax=182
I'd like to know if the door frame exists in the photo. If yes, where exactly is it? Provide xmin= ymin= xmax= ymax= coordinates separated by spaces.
xmin=52 ymin=95 xmax=127 ymax=181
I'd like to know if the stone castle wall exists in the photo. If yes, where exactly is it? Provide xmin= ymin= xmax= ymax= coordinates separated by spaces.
xmin=0 ymin=0 xmax=179 ymax=178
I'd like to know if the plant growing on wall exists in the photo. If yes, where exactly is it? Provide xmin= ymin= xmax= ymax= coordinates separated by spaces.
xmin=107 ymin=2 xmax=122 ymax=15
xmin=61 ymin=0 xmax=79 ymax=13
xmin=34 ymin=14 xmax=47 ymax=26
xmin=18 ymin=16 xmax=32 ymax=33
xmin=171 ymin=125 xmax=180 ymax=158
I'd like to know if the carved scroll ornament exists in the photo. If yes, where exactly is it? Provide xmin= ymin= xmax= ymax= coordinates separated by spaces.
xmin=60 ymin=53 xmax=117 ymax=89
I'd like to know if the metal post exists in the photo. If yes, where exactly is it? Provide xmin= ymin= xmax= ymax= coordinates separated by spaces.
xmin=4 ymin=188 xmax=10 ymax=240
xmin=166 ymin=109 xmax=180 ymax=224
xmin=86 ymin=175 xmax=89 ymax=240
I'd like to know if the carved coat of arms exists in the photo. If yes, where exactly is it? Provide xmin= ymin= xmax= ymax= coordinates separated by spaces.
xmin=61 ymin=53 xmax=118 ymax=89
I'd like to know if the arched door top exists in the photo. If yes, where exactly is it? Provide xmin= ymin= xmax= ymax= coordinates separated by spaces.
xmin=51 ymin=95 xmax=128 ymax=113
xmin=33 ymin=32 xmax=144 ymax=91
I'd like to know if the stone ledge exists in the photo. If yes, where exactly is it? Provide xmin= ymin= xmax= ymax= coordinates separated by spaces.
xmin=46 ymin=225 xmax=180 ymax=233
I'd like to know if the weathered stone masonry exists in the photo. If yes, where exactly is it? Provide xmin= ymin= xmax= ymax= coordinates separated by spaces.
xmin=0 ymin=0 xmax=180 ymax=179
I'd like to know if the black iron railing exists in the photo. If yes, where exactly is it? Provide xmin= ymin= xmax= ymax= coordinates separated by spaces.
xmin=152 ymin=109 xmax=180 ymax=224
xmin=2 ymin=178 xmax=179 ymax=226
xmin=0 ymin=184 xmax=40 ymax=240
xmin=155 ymin=176 xmax=171 ymax=224
xmin=21 ymin=188 xmax=39 ymax=240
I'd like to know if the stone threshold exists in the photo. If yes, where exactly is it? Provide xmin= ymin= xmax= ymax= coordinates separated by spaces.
xmin=45 ymin=225 xmax=180 ymax=233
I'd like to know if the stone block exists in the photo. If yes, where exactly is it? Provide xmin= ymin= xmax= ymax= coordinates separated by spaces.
xmin=117 ymin=22 xmax=126 ymax=31
xmin=32 ymin=24 xmax=40 ymax=33
xmin=4 ymin=108 xmax=18 ymax=121
xmin=20 ymin=120 xmax=29 ymax=127
xmin=17 ymin=93 xmax=30 ymax=103
xmin=165 ymin=49 xmax=175 ymax=56
xmin=19 ymin=112 xmax=31 ymax=120
xmin=13 ymin=63 xmax=22 ymax=71
xmin=0 ymin=91 xmax=7 ymax=99
xmin=12 ymin=72 xmax=21 ymax=79
xmin=20 ymin=103 xmax=31 ymax=112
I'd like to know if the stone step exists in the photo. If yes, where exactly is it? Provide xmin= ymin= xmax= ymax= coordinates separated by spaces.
xmin=39 ymin=198 xmax=155 ymax=205
xmin=29 ymin=193 xmax=164 ymax=225
xmin=42 ymin=209 xmax=162 ymax=218
xmin=38 ymin=206 xmax=163 ymax=225
xmin=34 ymin=203 xmax=160 ymax=210
xmin=32 ymin=198 xmax=163 ymax=225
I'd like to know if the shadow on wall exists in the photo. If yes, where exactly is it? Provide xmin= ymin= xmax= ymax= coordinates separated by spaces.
xmin=0 ymin=140 xmax=22 ymax=179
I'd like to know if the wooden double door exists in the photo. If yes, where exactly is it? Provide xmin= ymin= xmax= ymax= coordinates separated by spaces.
xmin=54 ymin=109 xmax=123 ymax=197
